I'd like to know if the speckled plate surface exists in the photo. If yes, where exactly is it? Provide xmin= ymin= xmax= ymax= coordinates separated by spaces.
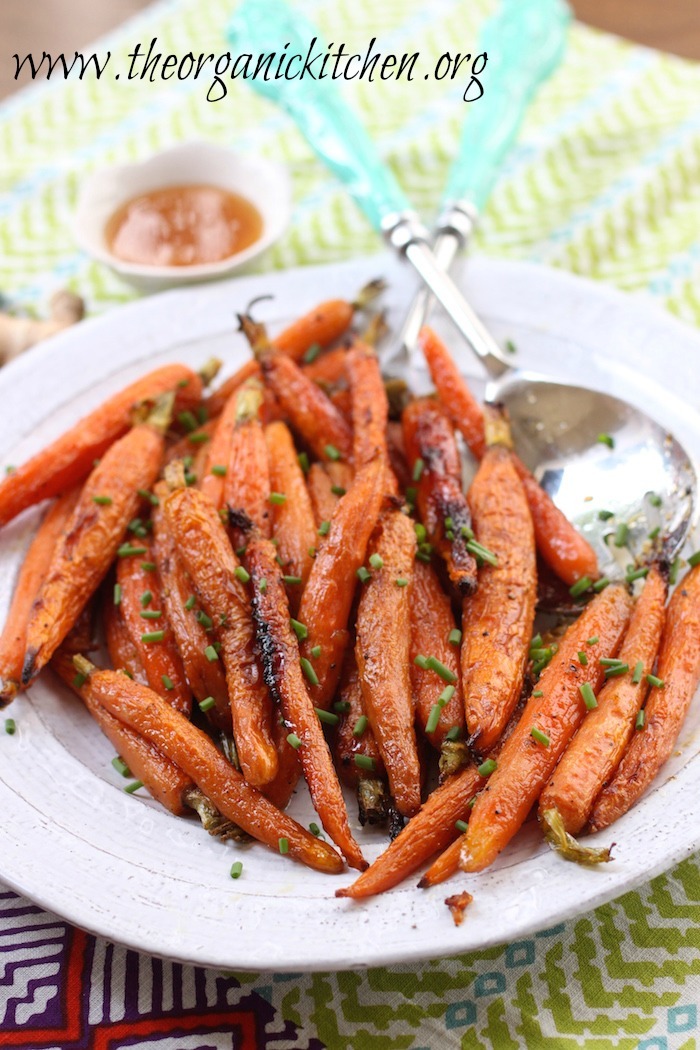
xmin=2 ymin=255 xmax=700 ymax=972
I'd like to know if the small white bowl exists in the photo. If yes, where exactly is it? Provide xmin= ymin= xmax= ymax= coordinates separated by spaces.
xmin=73 ymin=141 xmax=291 ymax=291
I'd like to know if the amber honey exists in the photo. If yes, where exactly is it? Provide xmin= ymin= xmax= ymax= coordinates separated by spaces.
xmin=105 ymin=184 xmax=263 ymax=267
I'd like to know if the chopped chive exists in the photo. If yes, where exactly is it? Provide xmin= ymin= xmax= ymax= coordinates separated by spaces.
xmin=448 ymin=629 xmax=462 ymax=646
xmin=626 ymin=566 xmax=649 ymax=583
xmin=188 ymin=431 xmax=209 ymax=445
xmin=597 ymin=433 xmax=615 ymax=449
xmin=211 ymin=464 xmax=227 ymax=477
xmin=455 ymin=819 xmax=469 ymax=834
xmin=632 ymin=660 xmax=644 ymax=684
xmin=530 ymin=647 xmax=553 ymax=662
xmin=141 ymin=561 xmax=157 ymax=572
xmin=140 ymin=590 xmax=153 ymax=608
xmin=598 ymin=509 xmax=614 ymax=521
xmin=636 ymin=710 xmax=646 ymax=730
xmin=183 ymin=456 xmax=194 ymax=468
xmin=308 ymin=546 xmax=316 ymax=558
xmin=414 ymin=654 xmax=429 ymax=670
xmin=531 ymin=727 xmax=550 ymax=747
xmin=688 ymin=551 xmax=700 ymax=568
xmin=117 ymin=544 xmax=147 ymax=558
xmin=315 ymin=707 xmax=339 ymax=726
xmin=600 ymin=657 xmax=625 ymax=667
xmin=438 ymin=685 xmax=455 ymax=706
xmin=354 ymin=754 xmax=375 ymax=771
xmin=124 ymin=780 xmax=144 ymax=794
xmin=278 ymin=837 xmax=289 ymax=854
xmin=309 ymin=821 xmax=322 ymax=836
xmin=648 ymin=493 xmax=662 ymax=507
xmin=425 ymin=655 xmax=457 ymax=683
xmin=303 ymin=342 xmax=321 ymax=364
xmin=196 ymin=406 xmax=208 ymax=425
xmin=331 ymin=485 xmax=346 ymax=496
xmin=587 ymin=636 xmax=599 ymax=646
xmin=533 ymin=690 xmax=543 ymax=698
xmin=269 ymin=492 xmax=287 ymax=505
xmin=196 ymin=610 xmax=213 ymax=629
xmin=234 ymin=566 xmax=250 ymax=584
xmin=111 ymin=756 xmax=131 ymax=777
xmin=324 ymin=444 xmax=342 ymax=461
xmin=414 ymin=523 xmax=427 ymax=544
xmin=318 ymin=520 xmax=331 ymax=536
xmin=92 ymin=495 xmax=112 ymax=506
xmin=300 ymin=657 xmax=319 ymax=686
xmin=396 ymin=577 xmax=409 ymax=587
xmin=5 ymin=717 xmax=16 ymax=735
xmin=121 ymin=669 xmax=134 ymax=680
xmin=236 ymin=546 xmax=248 ymax=558
xmin=405 ymin=486 xmax=417 ymax=505
xmin=185 ymin=595 xmax=196 ymax=610
xmin=578 ymin=651 xmax=588 ymax=666
xmin=445 ymin=726 xmax=461 ymax=742
xmin=184 ymin=471 xmax=197 ymax=487
xmin=141 ymin=630 xmax=165 ymax=643
xmin=530 ymin=633 xmax=543 ymax=650
xmin=230 ymin=861 xmax=243 ymax=879
xmin=161 ymin=674 xmax=174 ymax=691
xmin=412 ymin=458 xmax=425 ymax=482
xmin=593 ymin=577 xmax=610 ymax=593
xmin=137 ymin=488 xmax=159 ymax=505
xmin=212 ymin=641 xmax=222 ymax=653
xmin=647 ymin=674 xmax=665 ymax=688
xmin=204 ymin=645 xmax=219 ymax=662
xmin=178 ymin=410 xmax=198 ymax=432
xmin=113 ymin=583 xmax=122 ymax=606
xmin=286 ymin=733 xmax=302 ymax=750
xmin=569 ymin=576 xmax=592 ymax=598
xmin=445 ymin=530 xmax=455 ymax=541
xmin=466 ymin=539 xmax=498 ymax=567
xmin=580 ymin=683 xmax=597 ymax=710
xmin=613 ymin=523 xmax=629 ymax=548
xmin=604 ymin=663 xmax=629 ymax=678
xmin=369 ymin=553 xmax=383 ymax=570
xmin=477 ymin=759 xmax=497 ymax=776
xmin=4 ymin=465 xmax=15 ymax=475
xmin=353 ymin=715 xmax=368 ymax=737
xmin=333 ymin=700 xmax=351 ymax=714
xmin=177 ymin=378 xmax=190 ymax=389
xmin=648 ymin=526 xmax=661 ymax=540
xmin=199 ymin=696 xmax=216 ymax=712
xmin=283 ymin=575 xmax=302 ymax=586
xmin=310 ymin=645 xmax=321 ymax=659
xmin=259 ymin=578 xmax=267 ymax=594
xmin=669 ymin=557 xmax=681 ymax=585
xmin=356 ymin=566 xmax=371 ymax=583
xmin=140 ymin=609 xmax=162 ymax=620
xmin=290 ymin=618 xmax=308 ymax=641
xmin=425 ymin=705 xmax=442 ymax=735
xmin=298 ymin=452 xmax=310 ymax=474
xmin=461 ymin=524 xmax=475 ymax=540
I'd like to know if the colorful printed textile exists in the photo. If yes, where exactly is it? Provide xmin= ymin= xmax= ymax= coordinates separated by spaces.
xmin=2 ymin=0 xmax=700 ymax=1046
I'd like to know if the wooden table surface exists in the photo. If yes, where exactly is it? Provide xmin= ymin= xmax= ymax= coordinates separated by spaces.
xmin=1 ymin=0 xmax=699 ymax=100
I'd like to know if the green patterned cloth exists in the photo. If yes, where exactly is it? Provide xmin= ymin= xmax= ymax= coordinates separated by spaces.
xmin=2 ymin=0 xmax=700 ymax=1045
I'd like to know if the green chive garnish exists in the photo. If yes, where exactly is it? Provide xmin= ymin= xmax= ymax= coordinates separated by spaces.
xmin=287 ymin=733 xmax=302 ymax=750
xmin=283 ymin=575 xmax=302 ymax=586
xmin=204 ymin=645 xmax=219 ymax=662
xmin=113 ymin=583 xmax=122 ymax=606
xmin=324 ymin=444 xmax=341 ymax=461
xmin=73 ymin=672 xmax=87 ymax=688
xmin=580 ymin=683 xmax=597 ymax=710
xmin=425 ymin=705 xmax=441 ymax=734
xmin=196 ymin=610 xmax=213 ymax=629
xmin=438 ymin=685 xmax=455 ymax=706
xmin=636 ymin=710 xmax=646 ymax=730
xmin=648 ymin=526 xmax=661 ymax=541
xmin=593 ymin=577 xmax=610 ymax=593
xmin=688 ymin=552 xmax=700 ymax=568
xmin=353 ymin=715 xmax=368 ymax=737
xmin=531 ymin=727 xmax=550 ymax=747
xmin=578 ymin=651 xmax=588 ymax=666
xmin=445 ymin=726 xmax=461 ymax=741
xmin=298 ymin=452 xmax=310 ymax=474
xmin=412 ymin=458 xmax=424 ymax=482
xmin=211 ymin=464 xmax=227 ymax=477
xmin=92 ymin=495 xmax=112 ymax=506
xmin=300 ymin=658 xmax=319 ymax=686
xmin=598 ymin=509 xmax=614 ymax=521
xmin=161 ymin=675 xmax=174 ymax=691
xmin=414 ymin=654 xmax=429 ymax=670
xmin=111 ymin=756 xmax=131 ymax=777
xmin=290 ymin=619 xmax=308 ymax=641
xmin=307 ymin=645 xmax=320 ymax=659
xmin=309 ymin=821 xmax=322 ymax=836
xmin=477 ymin=759 xmax=497 ymax=776
xmin=613 ymin=523 xmax=629 ymax=548
xmin=597 ymin=433 xmax=615 ymax=449
xmin=604 ymin=663 xmax=629 ymax=678
xmin=331 ymin=485 xmax=346 ymax=496
xmin=230 ymin=861 xmax=243 ymax=879
xmin=354 ymin=754 xmax=375 ymax=771
xmin=466 ymin=539 xmax=498 ymax=567
xmin=530 ymin=633 xmax=543 ymax=650
xmin=648 ymin=493 xmax=662 ymax=507
xmin=333 ymin=700 xmax=351 ymax=714
xmin=4 ymin=718 xmax=16 ymax=735
xmin=124 ymin=780 xmax=144 ymax=794
xmin=118 ymin=544 xmax=147 ymax=558
xmin=632 ymin=660 xmax=644 ymax=684
xmin=647 ymin=674 xmax=664 ymax=688
xmin=140 ymin=609 xmax=162 ymax=620
xmin=234 ymin=566 xmax=250 ymax=584
xmin=303 ymin=342 xmax=321 ymax=364
xmin=140 ymin=590 xmax=152 ymax=608
xmin=141 ymin=562 xmax=157 ymax=572
xmin=426 ymin=656 xmax=457 ymax=683
xmin=137 ymin=488 xmax=159 ymax=505
xmin=278 ymin=837 xmax=290 ymax=854
xmin=414 ymin=523 xmax=427 ymax=543
xmin=259 ymin=579 xmax=267 ymax=594
xmin=448 ymin=629 xmax=462 ymax=646
xmin=178 ymin=410 xmax=198 ymax=433
xmin=533 ymin=690 xmax=543 ymax=698
xmin=369 ymin=553 xmax=383 ymax=570
xmin=600 ymin=658 xmax=624 ymax=667
xmin=315 ymin=708 xmax=338 ymax=726
xmin=185 ymin=595 xmax=196 ymax=610
xmin=199 ymin=696 xmax=216 ymax=712
xmin=587 ymin=636 xmax=599 ymax=646
xmin=188 ymin=431 xmax=209 ymax=445
xmin=626 ymin=566 xmax=649 ymax=583
xmin=269 ymin=492 xmax=287 ymax=505
xmin=396 ymin=577 xmax=408 ymax=587
xmin=455 ymin=820 xmax=468 ymax=833
xmin=318 ymin=520 xmax=331 ymax=536
xmin=141 ymin=630 xmax=165 ymax=643
xmin=356 ymin=567 xmax=371 ymax=583
xmin=569 ymin=576 xmax=592 ymax=598
xmin=669 ymin=557 xmax=681 ymax=585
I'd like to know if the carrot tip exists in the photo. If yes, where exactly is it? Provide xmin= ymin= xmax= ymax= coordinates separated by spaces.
xmin=21 ymin=651 xmax=36 ymax=687
xmin=0 ymin=678 xmax=19 ymax=707
xmin=334 ymin=886 xmax=352 ymax=898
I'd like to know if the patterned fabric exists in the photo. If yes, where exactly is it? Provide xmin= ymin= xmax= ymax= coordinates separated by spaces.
xmin=2 ymin=0 xmax=700 ymax=1046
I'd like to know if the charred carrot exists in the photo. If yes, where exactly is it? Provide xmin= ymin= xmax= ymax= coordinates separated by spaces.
xmin=410 ymin=559 xmax=466 ymax=766
xmin=307 ymin=464 xmax=339 ymax=527
xmin=298 ymin=457 xmax=385 ymax=708
xmin=386 ymin=421 xmax=411 ymax=492
xmin=224 ymin=379 xmax=272 ymax=549
xmin=346 ymin=341 xmax=396 ymax=493
xmin=72 ymin=656 xmax=343 ymax=873
xmin=265 ymin=421 xmax=316 ymax=595
xmin=334 ymin=647 xmax=390 ymax=828
xmin=247 ymin=538 xmax=366 ymax=870
xmin=22 ymin=396 xmax=173 ymax=684
xmin=0 ymin=364 xmax=203 ymax=529
xmin=461 ymin=584 xmax=632 ymax=872
xmin=356 ymin=510 xmax=420 ymax=818
xmin=461 ymin=407 xmax=537 ymax=752
xmin=151 ymin=484 xmax=230 ymax=729
xmin=590 ymin=564 xmax=700 ymax=831
xmin=402 ymin=398 xmax=477 ymax=596
xmin=540 ymin=564 xmax=667 ymax=834
xmin=420 ymin=326 xmax=598 ymax=586
xmin=0 ymin=487 xmax=80 ymax=706
xmin=116 ymin=535 xmax=191 ymax=715
xmin=103 ymin=590 xmax=148 ymax=685
xmin=337 ymin=763 xmax=483 ymax=899
xmin=163 ymin=483 xmax=278 ymax=787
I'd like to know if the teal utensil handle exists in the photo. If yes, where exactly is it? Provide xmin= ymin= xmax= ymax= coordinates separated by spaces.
xmin=443 ymin=0 xmax=570 ymax=211
xmin=227 ymin=0 xmax=410 ymax=232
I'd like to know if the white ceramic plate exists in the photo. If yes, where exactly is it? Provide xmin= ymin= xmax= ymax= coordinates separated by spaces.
xmin=2 ymin=255 xmax=700 ymax=973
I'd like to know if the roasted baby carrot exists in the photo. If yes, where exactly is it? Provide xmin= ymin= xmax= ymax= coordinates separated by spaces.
xmin=306 ymin=464 xmax=339 ymax=527
xmin=419 ymin=326 xmax=598 ymax=586
xmin=386 ymin=421 xmax=411 ymax=492
xmin=419 ymin=836 xmax=463 ymax=888
xmin=303 ymin=346 xmax=348 ymax=386
xmin=590 ymin=563 xmax=700 ymax=831
xmin=163 ymin=483 xmax=278 ymax=787
xmin=540 ymin=564 xmax=667 ymax=834
xmin=272 ymin=296 xmax=354 ymax=361
xmin=103 ymin=590 xmax=148 ymax=685
xmin=461 ymin=584 xmax=632 ymax=872
xmin=22 ymin=396 xmax=173 ymax=684
xmin=409 ymin=559 xmax=465 ymax=757
xmin=346 ymin=341 xmax=396 ymax=492
xmin=72 ymin=656 xmax=343 ymax=873
xmin=461 ymin=407 xmax=536 ymax=752
xmin=336 ymin=763 xmax=483 ymax=899
xmin=247 ymin=537 xmax=366 ymax=870
xmin=116 ymin=535 xmax=191 ymax=715
xmin=334 ymin=646 xmax=390 ymax=828
xmin=402 ymin=397 xmax=477 ymax=596
xmin=0 ymin=363 xmax=203 ymax=529
xmin=223 ymin=379 xmax=272 ymax=548
xmin=355 ymin=509 xmax=420 ymax=818
xmin=151 ymin=485 xmax=230 ymax=729
xmin=202 ymin=360 xmax=260 ymax=420
xmin=0 ymin=487 xmax=80 ymax=706
xmin=298 ymin=456 xmax=385 ymax=708
xmin=261 ymin=714 xmax=302 ymax=810
xmin=265 ymin=421 xmax=316 ymax=594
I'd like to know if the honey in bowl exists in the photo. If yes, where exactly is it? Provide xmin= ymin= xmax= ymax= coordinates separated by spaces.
xmin=105 ymin=184 xmax=264 ymax=268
